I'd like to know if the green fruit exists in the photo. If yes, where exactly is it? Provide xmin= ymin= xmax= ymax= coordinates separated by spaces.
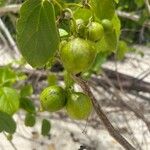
xmin=87 ymin=22 xmax=104 ymax=42
xmin=66 ymin=92 xmax=92 ymax=120
xmin=101 ymin=19 xmax=113 ymax=32
xmin=40 ymin=85 xmax=66 ymax=112
xmin=60 ymin=38 xmax=97 ymax=74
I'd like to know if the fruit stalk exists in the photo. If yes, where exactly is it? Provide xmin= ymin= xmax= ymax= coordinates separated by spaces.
xmin=73 ymin=75 xmax=136 ymax=150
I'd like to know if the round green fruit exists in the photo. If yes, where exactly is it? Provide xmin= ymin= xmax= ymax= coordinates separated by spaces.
xmin=87 ymin=22 xmax=104 ymax=42
xmin=40 ymin=86 xmax=66 ymax=112
xmin=101 ymin=19 xmax=113 ymax=32
xmin=66 ymin=92 xmax=92 ymax=120
xmin=59 ymin=38 xmax=97 ymax=74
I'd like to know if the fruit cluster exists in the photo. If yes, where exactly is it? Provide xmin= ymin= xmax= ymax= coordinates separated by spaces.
xmin=40 ymin=19 xmax=113 ymax=120
xmin=40 ymin=85 xmax=92 ymax=120
xmin=59 ymin=19 xmax=113 ymax=75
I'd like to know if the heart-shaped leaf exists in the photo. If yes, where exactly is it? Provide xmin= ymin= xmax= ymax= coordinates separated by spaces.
xmin=17 ymin=0 xmax=59 ymax=67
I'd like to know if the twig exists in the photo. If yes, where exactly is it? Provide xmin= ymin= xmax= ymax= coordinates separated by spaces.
xmin=0 ymin=4 xmax=150 ymax=27
xmin=117 ymin=10 xmax=150 ymax=28
xmin=0 ymin=18 xmax=20 ymax=58
xmin=0 ymin=4 xmax=21 ymax=15
xmin=117 ymin=10 xmax=139 ymax=22
xmin=121 ymin=111 xmax=142 ymax=150
xmin=73 ymin=75 xmax=136 ymax=150
xmin=3 ymin=132 xmax=18 ymax=150
xmin=101 ymin=71 xmax=150 ymax=132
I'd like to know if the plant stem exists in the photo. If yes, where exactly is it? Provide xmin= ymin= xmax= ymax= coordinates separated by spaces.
xmin=66 ymin=3 xmax=82 ymax=8
xmin=3 ymin=132 xmax=18 ymax=150
xmin=73 ymin=75 xmax=136 ymax=150
xmin=64 ymin=8 xmax=78 ymax=36
xmin=52 ymin=0 xmax=63 ymax=11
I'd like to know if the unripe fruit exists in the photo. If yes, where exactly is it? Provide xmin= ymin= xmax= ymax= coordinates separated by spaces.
xmin=60 ymin=38 xmax=97 ymax=74
xmin=101 ymin=19 xmax=113 ymax=32
xmin=40 ymin=86 xmax=66 ymax=112
xmin=87 ymin=22 xmax=104 ymax=42
xmin=66 ymin=92 xmax=92 ymax=120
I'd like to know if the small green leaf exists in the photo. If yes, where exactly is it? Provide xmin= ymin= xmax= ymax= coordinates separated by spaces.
xmin=17 ymin=0 xmax=60 ymax=67
xmin=20 ymin=97 xmax=36 ymax=114
xmin=25 ymin=113 xmax=36 ymax=127
xmin=116 ymin=41 xmax=128 ymax=60
xmin=91 ymin=52 xmax=108 ymax=72
xmin=73 ymin=8 xmax=92 ymax=23
xmin=111 ymin=14 xmax=121 ymax=38
xmin=20 ymin=84 xmax=33 ymax=97
xmin=0 ymin=67 xmax=17 ymax=86
xmin=59 ymin=28 xmax=68 ymax=37
xmin=90 ymin=0 xmax=115 ymax=20
xmin=0 ymin=111 xmax=16 ymax=134
xmin=41 ymin=119 xmax=51 ymax=136
xmin=0 ymin=87 xmax=20 ymax=115
xmin=96 ymin=30 xmax=118 ymax=52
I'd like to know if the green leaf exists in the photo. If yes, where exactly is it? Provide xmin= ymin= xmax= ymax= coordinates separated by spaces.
xmin=41 ymin=119 xmax=51 ymax=136
xmin=0 ymin=111 xmax=16 ymax=134
xmin=0 ymin=67 xmax=17 ymax=86
xmin=96 ymin=14 xmax=120 ymax=53
xmin=91 ymin=52 xmax=108 ymax=72
xmin=25 ymin=113 xmax=36 ymax=127
xmin=90 ymin=0 xmax=115 ymax=20
xmin=111 ymin=14 xmax=121 ymax=38
xmin=20 ymin=97 xmax=36 ymax=114
xmin=73 ymin=8 xmax=92 ymax=23
xmin=116 ymin=41 xmax=128 ymax=60
xmin=17 ymin=0 xmax=60 ymax=67
xmin=59 ymin=28 xmax=68 ymax=37
xmin=96 ymin=30 xmax=118 ymax=52
xmin=0 ymin=87 xmax=20 ymax=115
xmin=20 ymin=84 xmax=33 ymax=97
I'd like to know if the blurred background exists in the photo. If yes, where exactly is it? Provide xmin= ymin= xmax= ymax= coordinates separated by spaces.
xmin=0 ymin=0 xmax=150 ymax=150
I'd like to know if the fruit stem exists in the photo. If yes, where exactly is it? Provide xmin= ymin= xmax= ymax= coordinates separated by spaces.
xmin=52 ymin=0 xmax=63 ymax=11
xmin=64 ymin=71 xmax=74 ymax=91
xmin=66 ymin=3 xmax=82 ymax=8
xmin=64 ymin=8 xmax=78 ymax=36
